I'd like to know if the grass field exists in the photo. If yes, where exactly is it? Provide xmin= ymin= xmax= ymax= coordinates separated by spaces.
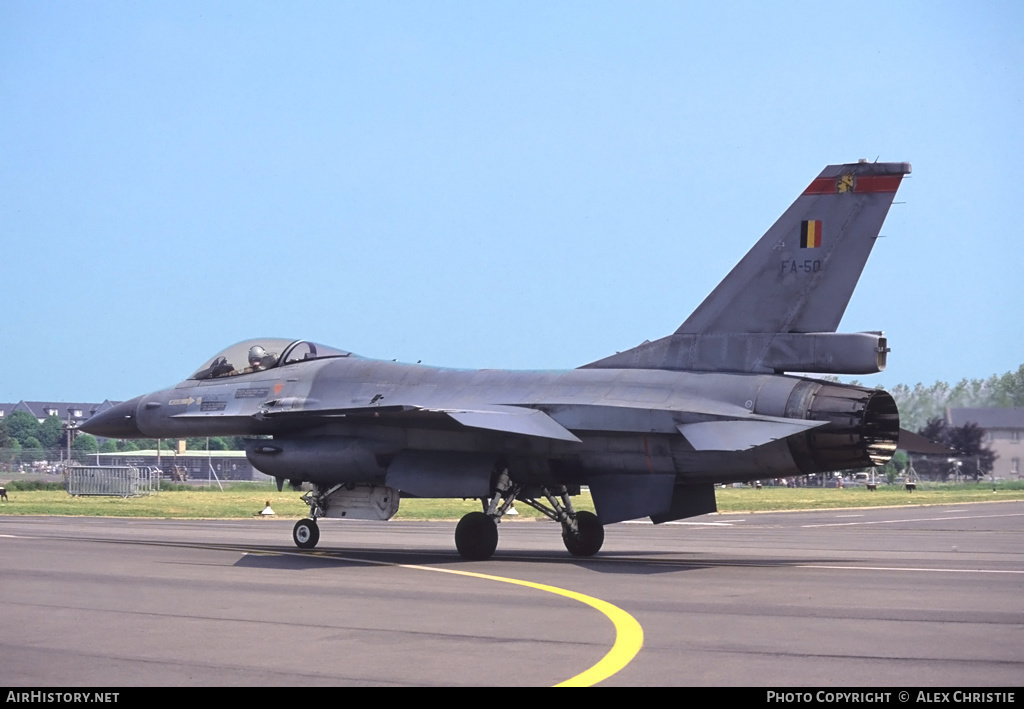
xmin=0 ymin=481 xmax=1022 ymax=520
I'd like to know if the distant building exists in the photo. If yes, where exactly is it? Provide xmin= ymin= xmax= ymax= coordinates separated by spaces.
xmin=92 ymin=450 xmax=270 ymax=482
xmin=0 ymin=400 xmax=120 ymax=427
xmin=946 ymin=408 xmax=1024 ymax=480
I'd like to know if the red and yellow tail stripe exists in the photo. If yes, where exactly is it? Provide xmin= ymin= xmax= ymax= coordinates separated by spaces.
xmin=803 ymin=173 xmax=903 ymax=195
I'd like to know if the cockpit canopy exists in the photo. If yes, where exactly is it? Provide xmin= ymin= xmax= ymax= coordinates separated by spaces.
xmin=189 ymin=339 xmax=351 ymax=380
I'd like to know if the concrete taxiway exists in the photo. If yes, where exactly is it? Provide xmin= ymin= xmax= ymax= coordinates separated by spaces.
xmin=1 ymin=501 xmax=1022 ymax=686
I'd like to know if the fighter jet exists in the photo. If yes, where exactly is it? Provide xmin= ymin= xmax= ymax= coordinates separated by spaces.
xmin=82 ymin=160 xmax=911 ymax=560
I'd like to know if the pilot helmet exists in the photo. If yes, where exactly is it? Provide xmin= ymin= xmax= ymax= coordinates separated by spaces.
xmin=249 ymin=345 xmax=267 ymax=367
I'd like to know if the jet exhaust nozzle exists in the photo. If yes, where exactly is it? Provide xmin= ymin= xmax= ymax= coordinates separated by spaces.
xmin=787 ymin=383 xmax=900 ymax=473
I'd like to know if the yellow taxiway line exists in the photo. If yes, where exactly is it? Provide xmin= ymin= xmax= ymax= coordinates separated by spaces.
xmin=401 ymin=563 xmax=645 ymax=686
xmin=297 ymin=549 xmax=645 ymax=686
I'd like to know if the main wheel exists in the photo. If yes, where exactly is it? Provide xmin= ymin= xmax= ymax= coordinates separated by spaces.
xmin=562 ymin=511 xmax=604 ymax=556
xmin=293 ymin=518 xmax=320 ymax=549
xmin=455 ymin=511 xmax=498 ymax=561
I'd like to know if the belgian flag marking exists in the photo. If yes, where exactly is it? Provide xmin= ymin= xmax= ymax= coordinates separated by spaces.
xmin=801 ymin=220 xmax=822 ymax=248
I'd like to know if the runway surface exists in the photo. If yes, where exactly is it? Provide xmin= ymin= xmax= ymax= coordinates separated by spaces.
xmin=1 ymin=501 xmax=1022 ymax=686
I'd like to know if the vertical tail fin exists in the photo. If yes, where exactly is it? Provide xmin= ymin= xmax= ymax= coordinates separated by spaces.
xmin=679 ymin=160 xmax=910 ymax=335
xmin=585 ymin=160 xmax=911 ymax=374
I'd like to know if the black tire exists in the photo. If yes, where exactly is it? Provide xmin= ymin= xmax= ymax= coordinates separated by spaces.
xmin=293 ymin=518 xmax=320 ymax=549
xmin=562 ymin=511 xmax=604 ymax=557
xmin=455 ymin=511 xmax=498 ymax=561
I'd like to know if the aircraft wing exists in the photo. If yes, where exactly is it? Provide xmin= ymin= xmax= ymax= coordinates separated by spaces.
xmin=254 ymin=401 xmax=582 ymax=442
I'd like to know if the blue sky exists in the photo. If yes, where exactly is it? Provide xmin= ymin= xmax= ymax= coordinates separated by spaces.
xmin=2 ymin=1 xmax=1022 ymax=402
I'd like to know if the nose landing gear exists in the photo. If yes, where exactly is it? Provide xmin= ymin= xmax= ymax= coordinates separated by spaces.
xmin=293 ymin=518 xmax=320 ymax=549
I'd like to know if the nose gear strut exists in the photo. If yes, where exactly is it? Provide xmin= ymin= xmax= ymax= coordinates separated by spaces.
xmin=292 ymin=483 xmax=345 ymax=550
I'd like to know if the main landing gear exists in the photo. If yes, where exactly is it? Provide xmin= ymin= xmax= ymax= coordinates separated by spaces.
xmin=561 ymin=510 xmax=604 ymax=557
xmin=454 ymin=512 xmax=498 ymax=561
xmin=454 ymin=472 xmax=605 ymax=561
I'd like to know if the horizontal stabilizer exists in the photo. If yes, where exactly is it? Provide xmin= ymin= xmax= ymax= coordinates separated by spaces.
xmin=677 ymin=417 xmax=826 ymax=451
xmin=897 ymin=428 xmax=957 ymax=455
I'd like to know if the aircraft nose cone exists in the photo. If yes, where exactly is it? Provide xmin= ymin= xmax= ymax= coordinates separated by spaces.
xmin=79 ymin=396 xmax=144 ymax=438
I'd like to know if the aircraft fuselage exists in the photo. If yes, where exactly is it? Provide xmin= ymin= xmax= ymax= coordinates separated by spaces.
xmin=94 ymin=355 xmax=897 ymax=497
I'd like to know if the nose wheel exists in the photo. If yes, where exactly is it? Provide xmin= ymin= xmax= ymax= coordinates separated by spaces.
xmin=293 ymin=518 xmax=320 ymax=549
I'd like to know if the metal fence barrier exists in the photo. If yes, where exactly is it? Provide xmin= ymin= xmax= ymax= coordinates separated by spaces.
xmin=66 ymin=466 xmax=160 ymax=497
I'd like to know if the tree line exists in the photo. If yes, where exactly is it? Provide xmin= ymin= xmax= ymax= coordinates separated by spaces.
xmin=0 ymin=410 xmax=244 ymax=459
xmin=887 ymin=363 xmax=1024 ymax=432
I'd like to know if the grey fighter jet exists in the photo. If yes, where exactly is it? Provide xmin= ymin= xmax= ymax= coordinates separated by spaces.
xmin=82 ymin=160 xmax=911 ymax=560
